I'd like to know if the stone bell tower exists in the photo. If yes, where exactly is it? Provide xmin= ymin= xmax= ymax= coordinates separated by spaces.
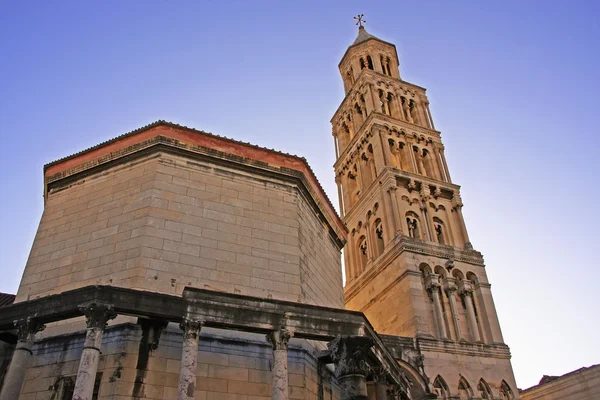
xmin=332 ymin=24 xmax=521 ymax=399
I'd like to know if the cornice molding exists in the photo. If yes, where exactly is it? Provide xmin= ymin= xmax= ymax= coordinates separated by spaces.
xmin=416 ymin=337 xmax=512 ymax=359
xmin=344 ymin=236 xmax=484 ymax=302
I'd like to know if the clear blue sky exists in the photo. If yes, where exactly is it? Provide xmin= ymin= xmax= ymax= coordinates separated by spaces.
xmin=1 ymin=0 xmax=598 ymax=389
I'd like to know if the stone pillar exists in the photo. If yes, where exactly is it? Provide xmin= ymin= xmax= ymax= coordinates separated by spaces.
xmin=387 ymin=186 xmax=402 ymax=235
xmin=419 ymin=185 xmax=434 ymax=242
xmin=328 ymin=336 xmax=373 ymax=400
xmin=439 ymin=148 xmax=452 ymax=183
xmin=371 ymin=85 xmax=382 ymax=113
xmin=73 ymin=303 xmax=116 ymax=400
xmin=425 ymin=102 xmax=435 ymax=130
xmin=452 ymin=192 xmax=472 ymax=249
xmin=444 ymin=283 xmax=462 ymax=341
xmin=459 ymin=282 xmax=481 ymax=342
xmin=403 ymin=101 xmax=413 ymax=124
xmin=0 ymin=318 xmax=45 ymax=400
xmin=425 ymin=275 xmax=447 ymax=339
xmin=178 ymin=317 xmax=202 ymax=400
xmin=371 ymin=369 xmax=389 ymax=400
xmin=266 ymin=328 xmax=292 ymax=400
xmin=432 ymin=146 xmax=446 ymax=182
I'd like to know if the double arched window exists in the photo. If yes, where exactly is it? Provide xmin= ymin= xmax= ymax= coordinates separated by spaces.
xmin=406 ymin=212 xmax=421 ymax=239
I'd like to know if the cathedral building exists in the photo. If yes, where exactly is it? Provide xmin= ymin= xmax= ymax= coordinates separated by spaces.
xmin=0 ymin=25 xmax=519 ymax=400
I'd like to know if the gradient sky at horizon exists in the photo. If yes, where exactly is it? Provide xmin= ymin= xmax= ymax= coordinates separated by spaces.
xmin=1 ymin=0 xmax=598 ymax=390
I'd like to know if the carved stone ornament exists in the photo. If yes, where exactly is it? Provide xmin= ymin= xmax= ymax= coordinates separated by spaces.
xmin=179 ymin=317 xmax=202 ymax=340
xmin=419 ymin=184 xmax=431 ymax=202
xmin=14 ymin=317 xmax=45 ymax=341
xmin=266 ymin=328 xmax=292 ymax=351
xmin=407 ymin=179 xmax=417 ymax=192
xmin=387 ymin=386 xmax=408 ymax=400
xmin=452 ymin=192 xmax=464 ymax=209
xmin=327 ymin=335 xmax=373 ymax=378
xmin=79 ymin=303 xmax=116 ymax=329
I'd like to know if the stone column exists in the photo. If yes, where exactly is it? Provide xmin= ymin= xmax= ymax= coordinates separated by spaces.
xmin=371 ymin=85 xmax=382 ymax=113
xmin=419 ymin=185 xmax=434 ymax=242
xmin=387 ymin=186 xmax=402 ymax=235
xmin=452 ymin=192 xmax=472 ymax=249
xmin=371 ymin=369 xmax=389 ymax=400
xmin=459 ymin=282 xmax=481 ymax=342
xmin=444 ymin=283 xmax=462 ymax=341
xmin=425 ymin=275 xmax=447 ymax=340
xmin=431 ymin=146 xmax=446 ymax=182
xmin=0 ymin=318 xmax=45 ymax=400
xmin=439 ymin=148 xmax=452 ymax=183
xmin=417 ymin=101 xmax=430 ymax=129
xmin=328 ymin=336 xmax=373 ymax=400
xmin=403 ymin=101 xmax=413 ymax=123
xmin=425 ymin=102 xmax=435 ymax=130
xmin=73 ymin=303 xmax=116 ymax=400
xmin=178 ymin=317 xmax=203 ymax=400
xmin=266 ymin=328 xmax=292 ymax=400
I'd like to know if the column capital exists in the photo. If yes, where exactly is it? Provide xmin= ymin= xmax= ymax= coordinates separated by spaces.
xmin=266 ymin=328 xmax=292 ymax=351
xmin=424 ymin=273 xmax=441 ymax=292
xmin=179 ymin=317 xmax=203 ymax=340
xmin=79 ymin=303 xmax=116 ymax=329
xmin=328 ymin=336 xmax=373 ymax=378
xmin=458 ymin=280 xmax=474 ymax=297
xmin=444 ymin=283 xmax=458 ymax=297
xmin=14 ymin=317 xmax=45 ymax=342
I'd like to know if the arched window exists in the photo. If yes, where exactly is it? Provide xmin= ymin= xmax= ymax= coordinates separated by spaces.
xmin=358 ymin=235 xmax=368 ymax=270
xmin=386 ymin=58 xmax=392 ymax=76
xmin=500 ymin=381 xmax=514 ymax=400
xmin=374 ymin=218 xmax=384 ymax=256
xmin=360 ymin=57 xmax=366 ymax=70
xmin=367 ymin=55 xmax=374 ymax=70
xmin=433 ymin=376 xmax=449 ymax=399
xmin=458 ymin=377 xmax=473 ymax=400
xmin=433 ymin=218 xmax=446 ymax=245
xmin=406 ymin=214 xmax=420 ymax=239
xmin=380 ymin=55 xmax=387 ymax=75
xmin=477 ymin=379 xmax=492 ymax=399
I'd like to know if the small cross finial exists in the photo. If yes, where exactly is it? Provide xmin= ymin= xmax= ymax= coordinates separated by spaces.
xmin=354 ymin=14 xmax=366 ymax=28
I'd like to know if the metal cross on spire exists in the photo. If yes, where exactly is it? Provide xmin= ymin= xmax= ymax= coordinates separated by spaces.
xmin=354 ymin=14 xmax=366 ymax=28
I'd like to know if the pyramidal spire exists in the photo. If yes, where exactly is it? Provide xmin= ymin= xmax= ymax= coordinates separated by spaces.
xmin=352 ymin=25 xmax=378 ymax=45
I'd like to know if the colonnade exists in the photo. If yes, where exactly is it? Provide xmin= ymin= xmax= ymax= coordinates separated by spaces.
xmin=0 ymin=307 xmax=407 ymax=400
xmin=384 ymin=136 xmax=451 ymax=184
xmin=424 ymin=274 xmax=483 ymax=343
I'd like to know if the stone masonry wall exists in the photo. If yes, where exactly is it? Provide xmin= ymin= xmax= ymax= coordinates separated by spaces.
xmin=16 ymin=151 xmax=344 ymax=308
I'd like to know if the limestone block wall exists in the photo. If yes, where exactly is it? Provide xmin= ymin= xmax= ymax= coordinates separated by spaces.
xmin=1 ymin=324 xmax=340 ymax=400
xmin=16 ymin=151 xmax=344 ymax=308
